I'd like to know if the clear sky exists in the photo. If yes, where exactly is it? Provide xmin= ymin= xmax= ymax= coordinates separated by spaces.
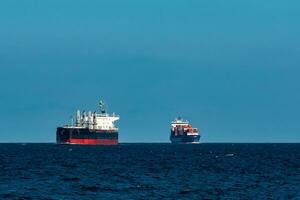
xmin=0 ymin=0 xmax=299 ymax=143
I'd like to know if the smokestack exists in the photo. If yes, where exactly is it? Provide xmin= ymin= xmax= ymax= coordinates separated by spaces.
xmin=82 ymin=111 xmax=86 ymax=127
xmin=76 ymin=110 xmax=81 ymax=127
xmin=88 ymin=111 xmax=93 ymax=129
xmin=93 ymin=111 xmax=97 ymax=130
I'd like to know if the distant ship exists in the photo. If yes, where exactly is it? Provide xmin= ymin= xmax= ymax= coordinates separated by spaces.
xmin=56 ymin=101 xmax=119 ymax=145
xmin=170 ymin=117 xmax=200 ymax=144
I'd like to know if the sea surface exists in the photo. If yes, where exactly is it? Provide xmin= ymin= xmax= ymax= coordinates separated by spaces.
xmin=0 ymin=143 xmax=299 ymax=200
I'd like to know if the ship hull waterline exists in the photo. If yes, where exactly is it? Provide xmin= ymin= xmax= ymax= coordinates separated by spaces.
xmin=170 ymin=135 xmax=200 ymax=144
xmin=56 ymin=127 xmax=118 ymax=145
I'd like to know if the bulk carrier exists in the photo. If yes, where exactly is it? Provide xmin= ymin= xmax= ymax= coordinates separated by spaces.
xmin=56 ymin=101 xmax=119 ymax=145
xmin=170 ymin=117 xmax=200 ymax=144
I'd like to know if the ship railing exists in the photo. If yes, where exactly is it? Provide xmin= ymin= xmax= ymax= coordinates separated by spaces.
xmin=93 ymin=128 xmax=119 ymax=132
xmin=95 ymin=113 xmax=120 ymax=118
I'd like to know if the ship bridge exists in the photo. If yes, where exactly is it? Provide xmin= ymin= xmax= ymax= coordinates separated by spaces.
xmin=171 ymin=117 xmax=190 ymax=127
xmin=71 ymin=100 xmax=120 ymax=131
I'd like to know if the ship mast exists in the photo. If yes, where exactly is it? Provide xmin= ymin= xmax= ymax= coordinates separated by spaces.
xmin=99 ymin=100 xmax=106 ymax=114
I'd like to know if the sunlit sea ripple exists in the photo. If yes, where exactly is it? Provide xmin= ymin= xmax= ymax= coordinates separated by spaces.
xmin=0 ymin=143 xmax=299 ymax=199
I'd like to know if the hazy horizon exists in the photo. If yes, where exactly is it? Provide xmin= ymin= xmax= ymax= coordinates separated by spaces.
xmin=0 ymin=0 xmax=299 ymax=143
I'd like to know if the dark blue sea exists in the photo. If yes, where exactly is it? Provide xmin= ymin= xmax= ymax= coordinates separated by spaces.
xmin=0 ymin=144 xmax=299 ymax=199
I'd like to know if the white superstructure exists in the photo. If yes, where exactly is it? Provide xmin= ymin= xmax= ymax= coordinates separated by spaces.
xmin=171 ymin=118 xmax=190 ymax=127
xmin=68 ymin=101 xmax=120 ymax=131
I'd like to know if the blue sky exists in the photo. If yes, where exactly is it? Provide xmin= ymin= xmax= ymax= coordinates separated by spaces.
xmin=0 ymin=0 xmax=299 ymax=142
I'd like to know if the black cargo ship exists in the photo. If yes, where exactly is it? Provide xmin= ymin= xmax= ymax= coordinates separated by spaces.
xmin=56 ymin=101 xmax=120 ymax=145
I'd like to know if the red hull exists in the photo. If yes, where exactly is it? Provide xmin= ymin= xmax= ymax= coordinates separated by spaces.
xmin=67 ymin=139 xmax=118 ymax=145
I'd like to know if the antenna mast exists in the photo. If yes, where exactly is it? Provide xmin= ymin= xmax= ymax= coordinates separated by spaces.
xmin=99 ymin=100 xmax=106 ymax=114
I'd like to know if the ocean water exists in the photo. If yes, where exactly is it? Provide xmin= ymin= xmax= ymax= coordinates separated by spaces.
xmin=0 ymin=144 xmax=299 ymax=200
